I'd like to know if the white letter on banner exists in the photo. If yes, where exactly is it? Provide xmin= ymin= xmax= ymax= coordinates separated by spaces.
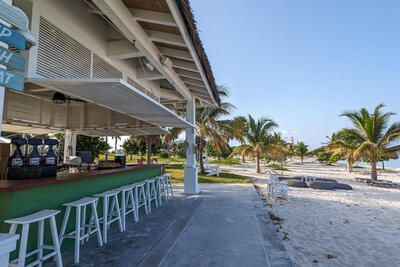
xmin=4 ymin=72 xmax=14 ymax=83
xmin=0 ymin=50 xmax=12 ymax=63
xmin=0 ymin=26 xmax=12 ymax=38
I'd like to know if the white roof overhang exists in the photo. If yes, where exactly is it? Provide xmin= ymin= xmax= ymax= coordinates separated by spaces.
xmin=28 ymin=78 xmax=194 ymax=129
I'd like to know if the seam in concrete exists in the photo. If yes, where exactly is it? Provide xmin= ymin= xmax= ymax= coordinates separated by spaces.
xmin=249 ymin=184 xmax=272 ymax=267
xmin=251 ymin=184 xmax=295 ymax=267
xmin=136 ymin=196 xmax=204 ymax=267
xmin=158 ymin=194 xmax=205 ymax=267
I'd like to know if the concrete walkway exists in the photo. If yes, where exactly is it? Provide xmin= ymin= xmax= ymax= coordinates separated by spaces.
xmin=49 ymin=184 xmax=292 ymax=267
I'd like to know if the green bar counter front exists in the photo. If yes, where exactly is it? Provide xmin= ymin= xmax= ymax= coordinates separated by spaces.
xmin=0 ymin=164 xmax=164 ymax=262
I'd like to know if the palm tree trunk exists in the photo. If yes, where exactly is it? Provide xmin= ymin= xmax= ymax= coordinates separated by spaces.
xmin=301 ymin=155 xmax=304 ymax=163
xmin=381 ymin=161 xmax=385 ymax=171
xmin=199 ymin=140 xmax=205 ymax=174
xmin=130 ymin=154 xmax=132 ymax=160
xmin=146 ymin=140 xmax=151 ymax=164
xmin=241 ymin=154 xmax=245 ymax=163
xmin=370 ymin=160 xmax=378 ymax=181
xmin=256 ymin=155 xmax=260 ymax=173
xmin=105 ymin=136 xmax=108 ymax=161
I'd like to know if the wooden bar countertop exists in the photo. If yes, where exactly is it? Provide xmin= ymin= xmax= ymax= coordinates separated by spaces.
xmin=0 ymin=164 xmax=166 ymax=193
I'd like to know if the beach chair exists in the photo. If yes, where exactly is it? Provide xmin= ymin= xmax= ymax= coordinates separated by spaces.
xmin=202 ymin=152 xmax=220 ymax=177
xmin=137 ymin=159 xmax=144 ymax=164
xmin=267 ymin=172 xmax=289 ymax=202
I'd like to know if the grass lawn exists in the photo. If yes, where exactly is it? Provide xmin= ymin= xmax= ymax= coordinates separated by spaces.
xmin=97 ymin=154 xmax=185 ymax=164
xmin=208 ymin=158 xmax=241 ymax=166
xmin=267 ymin=163 xmax=290 ymax=171
xmin=165 ymin=163 xmax=250 ymax=183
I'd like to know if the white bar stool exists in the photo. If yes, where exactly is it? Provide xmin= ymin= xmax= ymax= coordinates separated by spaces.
xmin=59 ymin=197 xmax=103 ymax=264
xmin=5 ymin=209 xmax=63 ymax=267
xmin=156 ymin=176 xmax=166 ymax=205
xmin=135 ymin=181 xmax=149 ymax=220
xmin=164 ymin=174 xmax=174 ymax=200
xmin=0 ymin=234 xmax=19 ymax=267
xmin=146 ymin=178 xmax=159 ymax=213
xmin=93 ymin=190 xmax=123 ymax=244
xmin=113 ymin=184 xmax=138 ymax=231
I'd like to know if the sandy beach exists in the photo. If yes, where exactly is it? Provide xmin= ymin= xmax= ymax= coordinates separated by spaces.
xmin=221 ymin=161 xmax=400 ymax=266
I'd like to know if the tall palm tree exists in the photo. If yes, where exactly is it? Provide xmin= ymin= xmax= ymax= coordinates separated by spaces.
xmin=162 ymin=128 xmax=184 ymax=158
xmin=295 ymin=141 xmax=309 ymax=163
xmin=340 ymin=104 xmax=400 ymax=181
xmin=226 ymin=116 xmax=249 ymax=163
xmin=131 ymin=135 xmax=161 ymax=164
xmin=230 ymin=115 xmax=278 ymax=173
xmin=196 ymin=85 xmax=234 ymax=174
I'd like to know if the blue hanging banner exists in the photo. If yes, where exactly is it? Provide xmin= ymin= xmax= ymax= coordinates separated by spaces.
xmin=0 ymin=21 xmax=26 ymax=50
xmin=0 ymin=46 xmax=25 ymax=72
xmin=0 ymin=68 xmax=24 ymax=91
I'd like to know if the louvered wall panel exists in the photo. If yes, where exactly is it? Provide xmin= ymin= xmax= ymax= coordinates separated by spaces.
xmin=37 ymin=17 xmax=91 ymax=79
xmin=92 ymin=54 xmax=123 ymax=79
xmin=6 ymin=91 xmax=41 ymax=124
xmin=53 ymin=105 xmax=67 ymax=128
xmin=69 ymin=106 xmax=82 ymax=129
xmin=86 ymin=105 xmax=107 ymax=128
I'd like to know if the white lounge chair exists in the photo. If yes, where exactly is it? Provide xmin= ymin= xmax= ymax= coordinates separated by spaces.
xmin=202 ymin=153 xmax=220 ymax=177
xmin=266 ymin=172 xmax=289 ymax=202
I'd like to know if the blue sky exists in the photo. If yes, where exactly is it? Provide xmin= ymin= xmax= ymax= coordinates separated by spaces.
xmin=191 ymin=0 xmax=400 ymax=149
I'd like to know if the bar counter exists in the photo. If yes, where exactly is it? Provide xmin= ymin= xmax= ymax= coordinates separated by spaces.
xmin=0 ymin=164 xmax=165 ymax=193
xmin=0 ymin=164 xmax=165 ymax=260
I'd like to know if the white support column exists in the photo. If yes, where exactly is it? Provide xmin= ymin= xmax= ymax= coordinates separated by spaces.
xmin=184 ymin=97 xmax=199 ymax=194
xmin=0 ymin=0 xmax=12 ymax=136
xmin=64 ymin=130 xmax=77 ymax=162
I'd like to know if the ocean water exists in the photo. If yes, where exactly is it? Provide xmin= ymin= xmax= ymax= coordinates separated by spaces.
xmin=338 ymin=158 xmax=400 ymax=169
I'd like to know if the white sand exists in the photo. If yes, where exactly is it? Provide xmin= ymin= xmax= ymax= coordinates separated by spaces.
xmin=220 ymin=161 xmax=400 ymax=266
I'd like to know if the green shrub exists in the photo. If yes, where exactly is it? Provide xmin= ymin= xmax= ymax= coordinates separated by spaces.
xmin=268 ymin=163 xmax=290 ymax=171
xmin=159 ymin=151 xmax=169 ymax=158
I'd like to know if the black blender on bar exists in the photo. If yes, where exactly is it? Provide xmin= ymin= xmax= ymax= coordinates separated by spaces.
xmin=25 ymin=138 xmax=43 ymax=179
xmin=7 ymin=138 xmax=26 ymax=180
xmin=42 ymin=139 xmax=59 ymax=177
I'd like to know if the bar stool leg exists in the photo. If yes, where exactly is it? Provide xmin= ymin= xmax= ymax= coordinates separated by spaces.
xmin=139 ymin=185 xmax=149 ymax=215
xmin=91 ymin=201 xmax=103 ymax=247
xmin=113 ymin=195 xmax=123 ymax=232
xmin=81 ymin=205 xmax=87 ymax=245
xmin=49 ymin=216 xmax=63 ymax=267
xmin=134 ymin=186 xmax=140 ymax=221
xmin=128 ymin=189 xmax=138 ymax=222
xmin=18 ymin=224 xmax=29 ymax=267
xmin=157 ymin=179 xmax=162 ymax=206
xmin=74 ymin=206 xmax=81 ymax=264
xmin=146 ymin=182 xmax=152 ymax=213
xmin=37 ymin=220 xmax=44 ymax=267
xmin=103 ymin=197 xmax=108 ymax=243
xmin=121 ymin=191 xmax=126 ymax=231
xmin=59 ymin=206 xmax=71 ymax=246
xmin=153 ymin=182 xmax=159 ymax=208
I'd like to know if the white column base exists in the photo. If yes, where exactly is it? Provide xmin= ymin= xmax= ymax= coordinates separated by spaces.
xmin=0 ymin=234 xmax=19 ymax=266
xmin=184 ymin=166 xmax=199 ymax=194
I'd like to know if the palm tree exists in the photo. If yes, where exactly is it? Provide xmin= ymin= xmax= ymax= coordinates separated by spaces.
xmin=226 ymin=116 xmax=249 ymax=163
xmin=131 ymin=135 xmax=161 ymax=164
xmin=162 ymin=128 xmax=184 ymax=158
xmin=196 ymin=85 xmax=234 ymax=174
xmin=295 ymin=141 xmax=308 ymax=163
xmin=326 ymin=130 xmax=358 ymax=172
xmin=230 ymin=115 xmax=278 ymax=173
xmin=339 ymin=104 xmax=400 ymax=181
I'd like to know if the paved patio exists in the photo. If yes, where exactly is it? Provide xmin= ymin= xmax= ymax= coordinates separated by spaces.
xmin=48 ymin=184 xmax=293 ymax=267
